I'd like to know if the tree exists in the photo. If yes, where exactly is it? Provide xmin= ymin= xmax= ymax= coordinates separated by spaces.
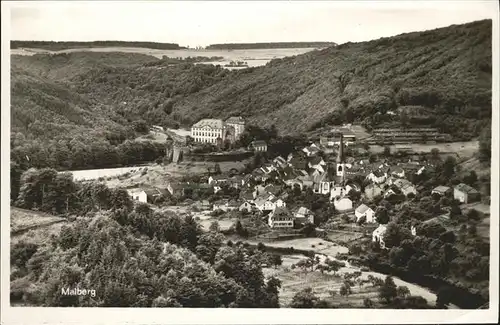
xmin=384 ymin=222 xmax=412 ymax=248
xmin=132 ymin=120 xmax=149 ymax=134
xmin=400 ymin=110 xmax=409 ymax=128
xmin=209 ymin=220 xmax=221 ymax=232
xmin=339 ymin=281 xmax=352 ymax=298
xmin=442 ymin=156 xmax=456 ymax=179
xmin=375 ymin=206 xmax=390 ymax=224
xmin=463 ymin=171 xmax=478 ymax=187
xmin=383 ymin=146 xmax=391 ymax=157
xmin=290 ymin=287 xmax=319 ymax=308
xmin=397 ymin=286 xmax=411 ymax=298
xmin=214 ymin=163 xmax=222 ymax=175
xmin=449 ymin=201 xmax=462 ymax=219
xmin=363 ymin=298 xmax=374 ymax=308
xmin=466 ymin=209 xmax=480 ymax=221
xmin=378 ymin=276 xmax=398 ymax=304
xmin=467 ymin=223 xmax=478 ymax=237
xmin=430 ymin=148 xmax=441 ymax=162
xmin=324 ymin=258 xmax=344 ymax=275
xmin=357 ymin=215 xmax=367 ymax=226
xmin=270 ymin=254 xmax=283 ymax=269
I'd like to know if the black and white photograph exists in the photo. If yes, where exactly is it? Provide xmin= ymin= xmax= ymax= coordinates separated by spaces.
xmin=1 ymin=0 xmax=498 ymax=324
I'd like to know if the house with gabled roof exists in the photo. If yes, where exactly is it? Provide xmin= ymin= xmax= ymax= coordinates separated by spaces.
xmin=268 ymin=207 xmax=294 ymax=229
xmin=273 ymin=156 xmax=288 ymax=168
xmin=393 ymin=179 xmax=417 ymax=196
xmin=384 ymin=184 xmax=403 ymax=198
xmin=308 ymin=156 xmax=326 ymax=170
xmin=294 ymin=207 xmax=315 ymax=225
xmin=285 ymin=178 xmax=304 ymax=190
xmin=333 ymin=196 xmax=353 ymax=212
xmin=454 ymin=183 xmax=480 ymax=204
xmin=355 ymin=204 xmax=375 ymax=223
xmin=208 ymin=175 xmax=229 ymax=185
xmin=254 ymin=194 xmax=277 ymax=212
xmin=265 ymin=184 xmax=282 ymax=196
xmin=366 ymin=169 xmax=387 ymax=184
xmin=302 ymin=144 xmax=321 ymax=157
xmin=432 ymin=185 xmax=452 ymax=196
xmin=239 ymin=201 xmax=256 ymax=212
xmin=390 ymin=166 xmax=405 ymax=178
xmin=127 ymin=188 xmax=148 ymax=203
xmin=270 ymin=196 xmax=286 ymax=209
xmin=372 ymin=224 xmax=388 ymax=249
xmin=248 ymin=140 xmax=267 ymax=152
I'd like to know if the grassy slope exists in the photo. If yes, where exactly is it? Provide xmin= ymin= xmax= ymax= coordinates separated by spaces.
xmin=172 ymin=20 xmax=492 ymax=135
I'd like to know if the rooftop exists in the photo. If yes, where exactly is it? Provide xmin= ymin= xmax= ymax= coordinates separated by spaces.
xmin=250 ymin=140 xmax=267 ymax=146
xmin=455 ymin=183 xmax=479 ymax=194
xmin=226 ymin=116 xmax=245 ymax=124
xmin=296 ymin=206 xmax=312 ymax=216
xmin=433 ymin=185 xmax=451 ymax=192
xmin=355 ymin=204 xmax=372 ymax=214
xmin=192 ymin=119 xmax=224 ymax=129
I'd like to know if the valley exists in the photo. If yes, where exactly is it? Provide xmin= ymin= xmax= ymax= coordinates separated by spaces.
xmin=8 ymin=18 xmax=492 ymax=310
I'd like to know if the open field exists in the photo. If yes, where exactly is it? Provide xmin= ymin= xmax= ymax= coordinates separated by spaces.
xmin=326 ymin=231 xmax=366 ymax=243
xmin=198 ymin=217 xmax=236 ymax=232
xmin=248 ymin=238 xmax=349 ymax=257
xmin=370 ymin=141 xmax=479 ymax=158
xmin=10 ymin=207 xmax=66 ymax=234
xmin=105 ymin=160 xmax=248 ymax=188
xmin=68 ymin=166 xmax=147 ymax=181
xmin=263 ymin=258 xmax=380 ymax=307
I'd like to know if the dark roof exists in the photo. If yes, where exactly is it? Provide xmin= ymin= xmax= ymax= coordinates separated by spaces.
xmin=455 ymin=183 xmax=479 ymax=194
xmin=250 ymin=140 xmax=267 ymax=147
xmin=309 ymin=156 xmax=324 ymax=166
xmin=371 ymin=169 xmax=386 ymax=177
xmin=226 ymin=116 xmax=245 ymax=124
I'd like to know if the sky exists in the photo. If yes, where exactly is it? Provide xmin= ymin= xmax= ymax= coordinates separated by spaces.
xmin=7 ymin=1 xmax=497 ymax=47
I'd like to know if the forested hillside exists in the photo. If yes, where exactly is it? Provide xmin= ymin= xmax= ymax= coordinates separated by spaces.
xmin=10 ymin=20 xmax=492 ymax=174
xmin=173 ymin=19 xmax=492 ymax=137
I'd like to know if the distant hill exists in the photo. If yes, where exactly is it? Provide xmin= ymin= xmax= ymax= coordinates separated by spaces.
xmin=206 ymin=42 xmax=337 ymax=50
xmin=175 ymin=20 xmax=491 ymax=139
xmin=11 ymin=51 xmax=159 ymax=80
xmin=11 ymin=40 xmax=186 ymax=51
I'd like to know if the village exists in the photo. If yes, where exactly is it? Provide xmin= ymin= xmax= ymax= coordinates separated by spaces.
xmin=115 ymin=116 xmax=489 ymax=252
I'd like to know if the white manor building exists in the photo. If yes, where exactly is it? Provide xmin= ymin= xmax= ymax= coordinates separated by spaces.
xmin=190 ymin=117 xmax=245 ymax=144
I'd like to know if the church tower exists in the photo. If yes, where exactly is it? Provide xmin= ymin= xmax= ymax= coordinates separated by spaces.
xmin=336 ymin=133 xmax=345 ymax=184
